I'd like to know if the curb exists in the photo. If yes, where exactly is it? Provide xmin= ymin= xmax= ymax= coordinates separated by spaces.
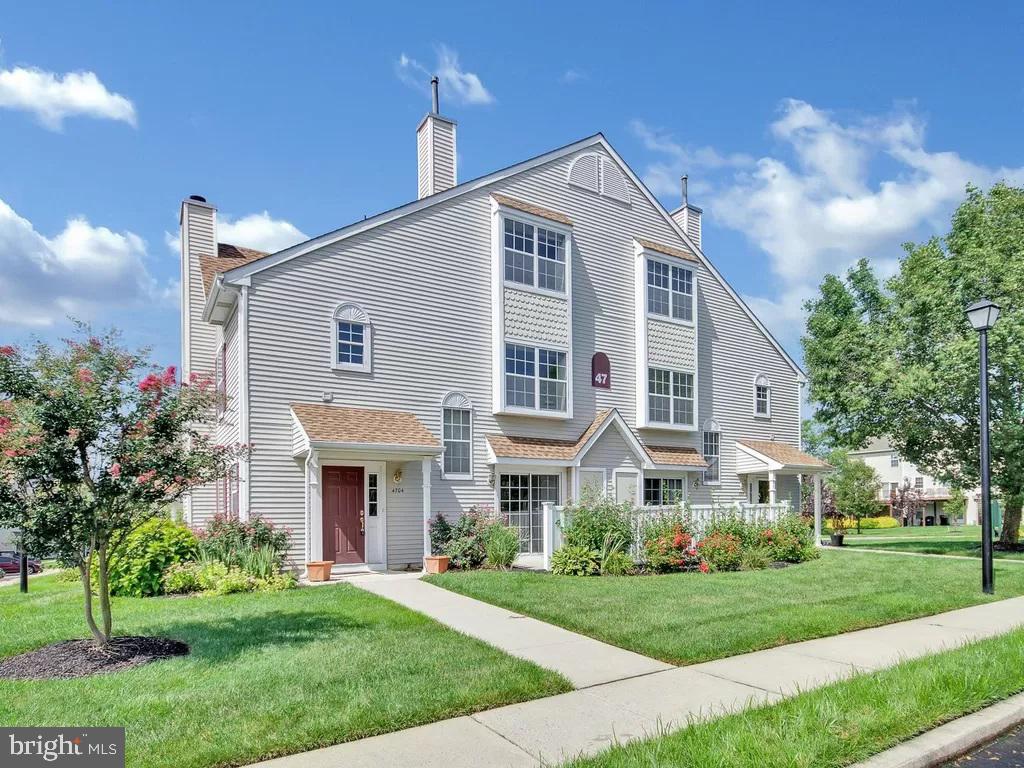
xmin=851 ymin=690 xmax=1024 ymax=767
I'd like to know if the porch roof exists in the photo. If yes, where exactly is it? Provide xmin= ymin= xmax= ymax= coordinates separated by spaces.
xmin=486 ymin=409 xmax=708 ymax=469
xmin=290 ymin=403 xmax=441 ymax=455
xmin=736 ymin=438 xmax=831 ymax=472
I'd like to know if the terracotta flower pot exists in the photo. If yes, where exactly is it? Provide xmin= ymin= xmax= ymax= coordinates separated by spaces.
xmin=424 ymin=555 xmax=450 ymax=574
xmin=306 ymin=561 xmax=334 ymax=582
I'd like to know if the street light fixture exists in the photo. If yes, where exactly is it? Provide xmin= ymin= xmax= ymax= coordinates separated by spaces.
xmin=966 ymin=298 xmax=1000 ymax=594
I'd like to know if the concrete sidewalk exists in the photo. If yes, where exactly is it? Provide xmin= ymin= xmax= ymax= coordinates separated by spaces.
xmin=248 ymin=582 xmax=1024 ymax=768
xmin=350 ymin=573 xmax=672 ymax=687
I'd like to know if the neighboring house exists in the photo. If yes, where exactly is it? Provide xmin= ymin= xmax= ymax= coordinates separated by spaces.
xmin=850 ymin=438 xmax=980 ymax=526
xmin=179 ymin=85 xmax=827 ymax=570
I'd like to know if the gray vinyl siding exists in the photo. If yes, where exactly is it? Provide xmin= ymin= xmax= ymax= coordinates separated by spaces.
xmin=580 ymin=427 xmax=642 ymax=495
xmin=386 ymin=460 xmax=423 ymax=569
xmin=237 ymin=143 xmax=801 ymax=554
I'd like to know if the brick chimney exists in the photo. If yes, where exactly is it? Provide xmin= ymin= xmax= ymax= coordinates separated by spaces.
xmin=416 ymin=77 xmax=457 ymax=198
xmin=670 ymin=175 xmax=702 ymax=250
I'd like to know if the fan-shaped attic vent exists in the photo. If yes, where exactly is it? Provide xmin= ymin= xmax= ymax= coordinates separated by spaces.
xmin=567 ymin=153 xmax=631 ymax=206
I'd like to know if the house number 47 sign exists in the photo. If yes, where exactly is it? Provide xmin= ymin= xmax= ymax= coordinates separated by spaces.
xmin=591 ymin=352 xmax=611 ymax=389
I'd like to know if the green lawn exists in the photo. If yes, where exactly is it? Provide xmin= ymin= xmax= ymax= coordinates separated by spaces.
xmin=427 ymin=550 xmax=1024 ymax=665
xmin=836 ymin=525 xmax=981 ymax=539
xmin=840 ymin=526 xmax=1024 ymax=560
xmin=564 ymin=627 xmax=1024 ymax=768
xmin=0 ymin=576 xmax=569 ymax=768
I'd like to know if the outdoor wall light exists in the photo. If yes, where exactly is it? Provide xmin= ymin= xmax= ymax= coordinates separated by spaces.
xmin=393 ymin=469 xmax=403 ymax=484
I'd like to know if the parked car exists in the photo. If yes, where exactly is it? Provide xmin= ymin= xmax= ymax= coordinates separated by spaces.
xmin=0 ymin=553 xmax=43 ymax=575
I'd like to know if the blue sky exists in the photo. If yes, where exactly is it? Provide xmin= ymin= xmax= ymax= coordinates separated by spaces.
xmin=1 ymin=1 xmax=1022 ymax=369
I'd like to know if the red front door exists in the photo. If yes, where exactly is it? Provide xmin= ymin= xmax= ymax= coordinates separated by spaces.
xmin=323 ymin=466 xmax=365 ymax=564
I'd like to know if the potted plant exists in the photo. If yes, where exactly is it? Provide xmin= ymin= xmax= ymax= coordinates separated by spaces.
xmin=306 ymin=561 xmax=333 ymax=582
xmin=828 ymin=513 xmax=850 ymax=546
xmin=424 ymin=554 xmax=450 ymax=574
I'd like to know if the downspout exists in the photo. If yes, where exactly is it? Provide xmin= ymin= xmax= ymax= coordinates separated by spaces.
xmin=304 ymin=450 xmax=313 ymax=565
xmin=238 ymin=282 xmax=251 ymax=520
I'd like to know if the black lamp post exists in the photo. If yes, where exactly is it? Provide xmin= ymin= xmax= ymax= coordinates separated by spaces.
xmin=966 ymin=298 xmax=1001 ymax=594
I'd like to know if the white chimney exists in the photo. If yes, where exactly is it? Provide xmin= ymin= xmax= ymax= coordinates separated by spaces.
xmin=670 ymin=175 xmax=702 ymax=250
xmin=179 ymin=195 xmax=218 ymax=381
xmin=416 ymin=77 xmax=457 ymax=199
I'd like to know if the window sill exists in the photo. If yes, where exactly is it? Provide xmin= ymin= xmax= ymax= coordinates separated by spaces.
xmin=495 ymin=406 xmax=572 ymax=420
xmin=442 ymin=473 xmax=474 ymax=482
xmin=503 ymin=280 xmax=568 ymax=301
xmin=646 ymin=312 xmax=695 ymax=328
xmin=639 ymin=421 xmax=697 ymax=432
xmin=332 ymin=363 xmax=371 ymax=373
xmin=753 ymin=413 xmax=772 ymax=421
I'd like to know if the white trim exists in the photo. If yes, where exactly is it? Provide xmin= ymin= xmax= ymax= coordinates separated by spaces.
xmin=612 ymin=468 xmax=641 ymax=506
xmin=332 ymin=302 xmax=372 ymax=373
xmin=210 ymin=133 xmax=804 ymax=380
xmin=497 ymin=335 xmax=573 ymax=420
xmin=753 ymin=373 xmax=772 ymax=419
xmin=238 ymin=284 xmax=251 ymax=520
xmin=642 ymin=249 xmax=696 ymax=327
xmin=422 ymin=456 xmax=432 ymax=562
xmin=643 ymin=365 xmax=697 ymax=432
xmin=310 ymin=440 xmax=441 ymax=457
xmin=701 ymin=419 xmax=721 ymax=487
xmin=573 ymin=410 xmax=648 ymax=468
xmin=314 ymin=459 xmax=387 ymax=567
xmin=440 ymin=392 xmax=474 ymax=481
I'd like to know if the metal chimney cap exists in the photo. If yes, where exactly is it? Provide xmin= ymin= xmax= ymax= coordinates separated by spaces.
xmin=430 ymin=76 xmax=440 ymax=113
xmin=188 ymin=194 xmax=207 ymax=203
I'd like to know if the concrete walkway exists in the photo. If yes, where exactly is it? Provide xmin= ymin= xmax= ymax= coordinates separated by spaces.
xmin=249 ymin=579 xmax=1024 ymax=768
xmin=832 ymin=546 xmax=1024 ymax=564
xmin=350 ymin=573 xmax=672 ymax=687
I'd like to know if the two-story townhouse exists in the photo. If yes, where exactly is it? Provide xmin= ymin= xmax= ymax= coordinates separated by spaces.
xmin=850 ymin=438 xmax=980 ymax=525
xmin=180 ymin=83 xmax=827 ymax=570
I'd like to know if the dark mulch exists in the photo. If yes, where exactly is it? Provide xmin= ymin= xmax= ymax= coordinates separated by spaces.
xmin=0 ymin=636 xmax=189 ymax=680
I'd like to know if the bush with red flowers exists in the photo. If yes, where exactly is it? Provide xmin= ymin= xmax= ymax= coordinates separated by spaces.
xmin=697 ymin=531 xmax=743 ymax=572
xmin=642 ymin=523 xmax=705 ymax=573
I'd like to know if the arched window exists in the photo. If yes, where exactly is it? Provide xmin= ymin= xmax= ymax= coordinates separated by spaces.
xmin=333 ymin=303 xmax=371 ymax=372
xmin=441 ymin=392 xmax=473 ymax=479
xmin=754 ymin=374 xmax=771 ymax=417
xmin=702 ymin=419 xmax=721 ymax=485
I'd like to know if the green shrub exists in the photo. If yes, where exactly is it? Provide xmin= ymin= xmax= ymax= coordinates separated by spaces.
xmin=195 ymin=514 xmax=290 ymax=577
xmin=600 ymin=550 xmax=635 ymax=576
xmin=484 ymin=523 xmax=519 ymax=569
xmin=211 ymin=568 xmax=255 ymax=595
xmin=428 ymin=512 xmax=453 ymax=555
xmin=698 ymin=531 xmax=743 ymax=572
xmin=255 ymin=573 xmax=297 ymax=591
xmin=740 ymin=546 xmax=772 ymax=571
xmin=196 ymin=561 xmax=230 ymax=591
xmin=704 ymin=515 xmax=757 ymax=547
xmin=238 ymin=546 xmax=279 ymax=580
xmin=551 ymin=545 xmax=599 ymax=576
xmin=163 ymin=562 xmax=204 ymax=594
xmin=824 ymin=515 xmax=899 ymax=530
xmin=561 ymin=496 xmax=633 ymax=552
xmin=443 ymin=507 xmax=503 ymax=569
xmin=106 ymin=517 xmax=198 ymax=597
xmin=759 ymin=514 xmax=820 ymax=563
xmin=641 ymin=509 xmax=692 ymax=548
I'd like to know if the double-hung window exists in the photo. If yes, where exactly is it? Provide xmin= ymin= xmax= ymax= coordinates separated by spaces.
xmin=643 ymin=478 xmax=685 ymax=506
xmin=647 ymin=259 xmax=693 ymax=322
xmin=337 ymin=322 xmax=365 ymax=366
xmin=754 ymin=374 xmax=771 ymax=417
xmin=702 ymin=421 xmax=720 ymax=484
xmin=505 ymin=343 xmax=567 ymax=413
xmin=503 ymin=217 xmax=566 ymax=293
xmin=333 ymin=303 xmax=372 ymax=372
xmin=214 ymin=342 xmax=227 ymax=418
xmin=648 ymin=367 xmax=694 ymax=426
xmin=442 ymin=406 xmax=472 ymax=478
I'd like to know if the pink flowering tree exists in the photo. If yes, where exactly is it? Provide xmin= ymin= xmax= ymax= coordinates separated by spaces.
xmin=0 ymin=330 xmax=243 ymax=646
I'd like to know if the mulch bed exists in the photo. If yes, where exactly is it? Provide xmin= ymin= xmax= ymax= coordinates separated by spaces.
xmin=0 ymin=636 xmax=189 ymax=680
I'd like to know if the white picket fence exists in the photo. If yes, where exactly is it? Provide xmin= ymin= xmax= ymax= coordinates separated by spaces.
xmin=540 ymin=500 xmax=792 ymax=569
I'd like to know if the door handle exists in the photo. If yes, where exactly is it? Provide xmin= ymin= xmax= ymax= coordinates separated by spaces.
xmin=360 ymin=509 xmax=365 ymax=535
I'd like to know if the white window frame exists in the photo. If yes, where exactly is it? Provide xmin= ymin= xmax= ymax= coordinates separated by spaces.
xmin=440 ymin=392 xmax=473 ymax=481
xmin=890 ymin=453 xmax=899 ymax=468
xmin=702 ymin=418 xmax=721 ymax=486
xmin=502 ymin=339 xmax=570 ymax=418
xmin=496 ymin=470 xmax=563 ymax=554
xmin=753 ymin=374 xmax=771 ymax=418
xmin=642 ymin=476 xmax=688 ymax=506
xmin=647 ymin=366 xmax=695 ymax=428
xmin=500 ymin=211 xmax=571 ymax=299
xmin=332 ymin=303 xmax=372 ymax=372
xmin=646 ymin=255 xmax=694 ymax=325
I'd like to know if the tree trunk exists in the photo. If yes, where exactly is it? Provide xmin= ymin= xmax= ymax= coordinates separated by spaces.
xmin=999 ymin=496 xmax=1022 ymax=547
xmin=78 ymin=561 xmax=106 ymax=646
xmin=97 ymin=543 xmax=113 ymax=641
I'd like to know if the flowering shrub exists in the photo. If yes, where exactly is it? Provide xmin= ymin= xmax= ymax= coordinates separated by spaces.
xmin=698 ymin=531 xmax=743 ymax=572
xmin=195 ymin=514 xmax=291 ymax=576
xmin=759 ymin=514 xmax=820 ymax=563
xmin=162 ymin=560 xmax=296 ymax=595
xmin=443 ymin=506 xmax=498 ymax=569
xmin=643 ymin=524 xmax=704 ymax=573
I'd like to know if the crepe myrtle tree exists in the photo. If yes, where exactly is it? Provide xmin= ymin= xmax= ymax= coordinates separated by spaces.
xmin=0 ymin=330 xmax=243 ymax=646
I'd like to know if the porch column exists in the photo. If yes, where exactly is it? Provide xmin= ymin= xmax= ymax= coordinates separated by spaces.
xmin=768 ymin=470 xmax=777 ymax=504
xmin=542 ymin=502 xmax=555 ymax=572
xmin=813 ymin=473 xmax=823 ymax=547
xmin=421 ymin=457 xmax=432 ymax=565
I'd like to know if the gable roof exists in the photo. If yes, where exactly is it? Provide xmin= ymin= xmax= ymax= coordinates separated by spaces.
xmin=199 ymin=243 xmax=267 ymax=295
xmin=212 ymin=133 xmax=803 ymax=379
xmin=290 ymin=403 xmax=440 ymax=449
xmin=736 ymin=439 xmax=830 ymax=470
xmin=486 ymin=408 xmax=708 ymax=469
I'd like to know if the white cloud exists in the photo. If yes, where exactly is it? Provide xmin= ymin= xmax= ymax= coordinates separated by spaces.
xmin=634 ymin=100 xmax=1024 ymax=349
xmin=396 ymin=45 xmax=494 ymax=106
xmin=0 ymin=66 xmax=136 ymax=130
xmin=0 ymin=199 xmax=167 ymax=326
xmin=560 ymin=69 xmax=586 ymax=85
xmin=164 ymin=211 xmax=307 ymax=256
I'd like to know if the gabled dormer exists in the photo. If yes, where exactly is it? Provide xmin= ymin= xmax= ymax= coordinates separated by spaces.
xmin=490 ymin=193 xmax=574 ymax=419
xmin=633 ymin=238 xmax=699 ymax=431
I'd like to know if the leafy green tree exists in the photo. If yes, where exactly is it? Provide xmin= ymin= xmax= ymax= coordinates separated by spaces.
xmin=802 ymin=417 xmax=833 ymax=459
xmin=804 ymin=183 xmax=1024 ymax=545
xmin=826 ymin=450 xmax=881 ymax=533
xmin=0 ymin=330 xmax=241 ymax=645
xmin=945 ymin=487 xmax=968 ymax=527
